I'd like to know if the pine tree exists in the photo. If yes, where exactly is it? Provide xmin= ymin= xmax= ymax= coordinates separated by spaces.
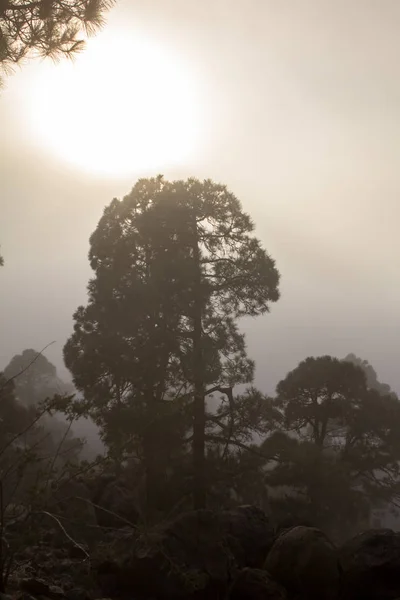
xmin=64 ymin=176 xmax=280 ymax=510
xmin=0 ymin=0 xmax=114 ymax=83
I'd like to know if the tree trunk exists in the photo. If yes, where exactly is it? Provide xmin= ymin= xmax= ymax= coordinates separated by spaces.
xmin=191 ymin=209 xmax=206 ymax=510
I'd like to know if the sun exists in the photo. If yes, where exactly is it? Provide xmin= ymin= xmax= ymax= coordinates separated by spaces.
xmin=25 ymin=29 xmax=202 ymax=178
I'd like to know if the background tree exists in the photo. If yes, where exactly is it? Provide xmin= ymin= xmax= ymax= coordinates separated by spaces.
xmin=3 ymin=348 xmax=73 ymax=406
xmin=0 ymin=0 xmax=114 ymax=84
xmin=269 ymin=355 xmax=400 ymax=538
xmin=3 ymin=349 xmax=82 ymax=465
xmin=0 ymin=373 xmax=35 ymax=445
xmin=343 ymin=353 xmax=395 ymax=397
xmin=64 ymin=176 xmax=280 ymax=512
xmin=0 ymin=372 xmax=55 ymax=506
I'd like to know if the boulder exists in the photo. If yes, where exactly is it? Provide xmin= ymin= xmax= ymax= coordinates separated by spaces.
xmin=20 ymin=579 xmax=65 ymax=599
xmin=96 ymin=505 xmax=273 ymax=599
xmin=65 ymin=590 xmax=91 ymax=600
xmin=228 ymin=568 xmax=287 ymax=600
xmin=264 ymin=526 xmax=340 ymax=600
xmin=20 ymin=579 xmax=51 ymax=597
xmin=97 ymin=509 xmax=238 ymax=599
xmin=339 ymin=528 xmax=400 ymax=600
xmin=219 ymin=505 xmax=275 ymax=568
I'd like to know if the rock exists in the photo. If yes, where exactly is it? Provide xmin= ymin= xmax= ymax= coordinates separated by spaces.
xmin=97 ymin=509 xmax=238 ymax=599
xmin=220 ymin=505 xmax=275 ymax=568
xmin=264 ymin=526 xmax=340 ymax=600
xmin=20 ymin=578 xmax=51 ymax=597
xmin=339 ymin=528 xmax=400 ymax=600
xmin=228 ymin=568 xmax=287 ymax=600
xmin=14 ymin=594 xmax=37 ymax=600
xmin=20 ymin=578 xmax=66 ymax=600
xmin=65 ymin=589 xmax=91 ymax=600
xmin=48 ymin=586 xmax=65 ymax=599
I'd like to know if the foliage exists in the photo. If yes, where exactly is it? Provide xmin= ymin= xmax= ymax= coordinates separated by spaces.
xmin=3 ymin=348 xmax=69 ymax=406
xmin=275 ymin=356 xmax=367 ymax=447
xmin=344 ymin=353 xmax=396 ymax=397
xmin=0 ymin=371 xmax=92 ymax=591
xmin=269 ymin=355 xmax=400 ymax=537
xmin=0 ymin=0 xmax=115 ymax=82
xmin=63 ymin=176 xmax=280 ymax=509
xmin=2 ymin=349 xmax=82 ymax=467
xmin=0 ymin=373 xmax=37 ymax=451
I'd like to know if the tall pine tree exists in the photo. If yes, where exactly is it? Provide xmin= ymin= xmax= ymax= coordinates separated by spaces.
xmin=64 ymin=176 xmax=280 ymax=510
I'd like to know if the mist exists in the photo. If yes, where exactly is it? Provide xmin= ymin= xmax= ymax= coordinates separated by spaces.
xmin=1 ymin=2 xmax=400 ymax=598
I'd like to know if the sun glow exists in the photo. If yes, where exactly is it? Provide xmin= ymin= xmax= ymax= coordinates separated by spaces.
xmin=25 ymin=29 xmax=202 ymax=177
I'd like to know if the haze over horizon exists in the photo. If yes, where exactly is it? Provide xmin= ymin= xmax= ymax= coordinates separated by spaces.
xmin=2 ymin=0 xmax=400 ymax=396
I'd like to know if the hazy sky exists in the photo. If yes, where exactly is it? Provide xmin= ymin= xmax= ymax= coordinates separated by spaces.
xmin=1 ymin=0 xmax=400 ymax=395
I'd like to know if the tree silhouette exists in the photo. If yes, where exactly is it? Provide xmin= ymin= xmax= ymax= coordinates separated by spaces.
xmin=2 ymin=350 xmax=82 ymax=466
xmin=3 ymin=348 xmax=72 ymax=406
xmin=64 ymin=176 xmax=280 ymax=511
xmin=343 ymin=353 xmax=395 ymax=397
xmin=272 ymin=355 xmax=400 ymax=534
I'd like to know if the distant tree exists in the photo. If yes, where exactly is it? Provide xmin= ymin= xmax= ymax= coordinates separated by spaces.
xmin=0 ymin=374 xmax=34 ymax=444
xmin=3 ymin=348 xmax=72 ymax=406
xmin=3 ymin=350 xmax=81 ymax=464
xmin=0 ymin=0 xmax=114 ymax=84
xmin=271 ymin=355 xmax=400 ymax=535
xmin=64 ymin=176 xmax=280 ymax=511
xmin=0 ymin=372 xmax=52 ymax=507
xmin=275 ymin=356 xmax=366 ymax=448
xmin=343 ymin=353 xmax=395 ymax=397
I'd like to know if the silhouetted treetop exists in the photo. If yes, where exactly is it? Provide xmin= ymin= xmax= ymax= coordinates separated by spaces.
xmin=3 ymin=348 xmax=70 ymax=406
xmin=274 ymin=355 xmax=400 ymax=515
xmin=343 ymin=353 xmax=395 ymax=397
xmin=64 ymin=175 xmax=280 ymax=510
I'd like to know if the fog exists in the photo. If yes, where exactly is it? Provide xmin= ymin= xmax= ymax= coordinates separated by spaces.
xmin=2 ymin=0 xmax=400 ymax=399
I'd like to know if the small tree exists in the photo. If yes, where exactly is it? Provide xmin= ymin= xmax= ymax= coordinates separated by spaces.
xmin=272 ymin=355 xmax=400 ymax=533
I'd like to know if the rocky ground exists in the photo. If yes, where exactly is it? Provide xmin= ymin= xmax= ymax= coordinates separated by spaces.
xmin=3 ymin=499 xmax=400 ymax=600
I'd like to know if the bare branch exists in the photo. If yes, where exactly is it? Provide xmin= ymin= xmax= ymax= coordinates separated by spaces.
xmin=34 ymin=510 xmax=89 ymax=560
